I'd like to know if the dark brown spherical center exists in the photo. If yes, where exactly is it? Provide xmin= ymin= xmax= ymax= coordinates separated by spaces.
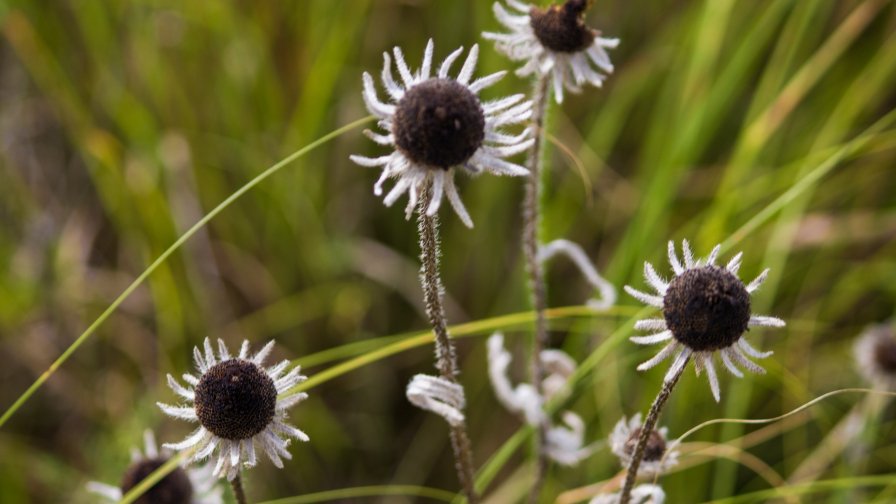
xmin=120 ymin=458 xmax=193 ymax=504
xmin=392 ymin=78 xmax=485 ymax=169
xmin=663 ymin=266 xmax=751 ymax=352
xmin=624 ymin=427 xmax=667 ymax=462
xmin=873 ymin=336 xmax=896 ymax=373
xmin=194 ymin=359 xmax=277 ymax=440
xmin=530 ymin=0 xmax=596 ymax=53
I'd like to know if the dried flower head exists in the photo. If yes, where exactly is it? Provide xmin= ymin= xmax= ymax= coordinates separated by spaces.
xmin=351 ymin=39 xmax=533 ymax=228
xmin=484 ymin=0 xmax=619 ymax=103
xmin=854 ymin=321 xmax=896 ymax=389
xmin=158 ymin=338 xmax=309 ymax=480
xmin=589 ymin=483 xmax=665 ymax=504
xmin=86 ymin=430 xmax=222 ymax=504
xmin=625 ymin=240 xmax=786 ymax=402
xmin=610 ymin=414 xmax=679 ymax=476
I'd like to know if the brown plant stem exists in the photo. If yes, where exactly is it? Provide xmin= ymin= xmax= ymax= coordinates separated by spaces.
xmin=230 ymin=473 xmax=248 ymax=504
xmin=523 ymin=73 xmax=552 ymax=504
xmin=417 ymin=185 xmax=479 ymax=504
xmin=619 ymin=356 xmax=689 ymax=504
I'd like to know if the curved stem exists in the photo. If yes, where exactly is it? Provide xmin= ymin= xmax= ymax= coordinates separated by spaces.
xmin=231 ymin=473 xmax=248 ymax=504
xmin=417 ymin=185 xmax=479 ymax=504
xmin=523 ymin=73 xmax=552 ymax=504
xmin=619 ymin=356 xmax=689 ymax=504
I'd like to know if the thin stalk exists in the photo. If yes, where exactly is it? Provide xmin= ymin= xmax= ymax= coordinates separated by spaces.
xmin=522 ymin=73 xmax=552 ymax=504
xmin=619 ymin=355 xmax=690 ymax=504
xmin=416 ymin=185 xmax=479 ymax=504
xmin=231 ymin=474 xmax=249 ymax=504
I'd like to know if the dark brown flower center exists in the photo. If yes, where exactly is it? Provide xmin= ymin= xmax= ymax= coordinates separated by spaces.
xmin=120 ymin=458 xmax=193 ymax=504
xmin=195 ymin=359 xmax=277 ymax=440
xmin=624 ymin=427 xmax=667 ymax=462
xmin=663 ymin=266 xmax=751 ymax=352
xmin=530 ymin=0 xmax=596 ymax=53
xmin=392 ymin=78 xmax=485 ymax=169
xmin=873 ymin=336 xmax=896 ymax=373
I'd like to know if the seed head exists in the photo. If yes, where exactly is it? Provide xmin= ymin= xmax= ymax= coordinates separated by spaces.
xmin=393 ymin=79 xmax=485 ymax=169
xmin=530 ymin=0 xmax=596 ymax=53
xmin=120 ymin=458 xmax=193 ymax=504
xmin=623 ymin=427 xmax=667 ymax=463
xmin=663 ymin=266 xmax=751 ymax=352
xmin=194 ymin=359 xmax=277 ymax=440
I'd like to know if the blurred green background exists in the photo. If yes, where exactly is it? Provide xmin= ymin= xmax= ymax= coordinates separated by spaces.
xmin=1 ymin=0 xmax=895 ymax=502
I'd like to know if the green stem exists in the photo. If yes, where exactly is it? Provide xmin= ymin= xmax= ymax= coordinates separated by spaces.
xmin=231 ymin=473 xmax=249 ymax=504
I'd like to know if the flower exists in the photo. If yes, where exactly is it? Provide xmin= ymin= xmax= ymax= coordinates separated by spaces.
xmin=625 ymin=240 xmax=786 ymax=402
xmin=86 ymin=430 xmax=223 ymax=504
xmin=484 ymin=0 xmax=619 ymax=103
xmin=854 ymin=321 xmax=896 ymax=389
xmin=350 ymin=39 xmax=533 ymax=228
xmin=589 ymin=484 xmax=665 ymax=504
xmin=158 ymin=338 xmax=309 ymax=480
xmin=609 ymin=414 xmax=679 ymax=476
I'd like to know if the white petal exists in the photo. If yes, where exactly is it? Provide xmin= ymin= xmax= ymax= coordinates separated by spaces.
xmin=166 ymin=374 xmax=194 ymax=401
xmin=267 ymin=360 xmax=290 ymax=380
xmin=230 ymin=440 xmax=241 ymax=467
xmin=86 ymin=482 xmax=122 ymax=500
xmin=164 ymin=427 xmax=208 ymax=451
xmin=552 ymin=66 xmax=564 ymax=104
xmin=203 ymin=338 xmax=216 ymax=367
xmin=720 ymin=349 xmax=743 ymax=378
xmin=443 ymin=175 xmax=473 ymax=228
xmin=749 ymin=315 xmax=786 ymax=328
xmin=427 ymin=171 xmax=445 ymax=216
xmin=349 ymin=154 xmax=392 ymax=167
xmin=644 ymin=262 xmax=668 ymax=294
xmin=438 ymin=46 xmax=465 ymax=79
xmin=392 ymin=46 xmax=415 ymax=87
xmin=663 ymin=347 xmax=691 ymax=383
xmin=706 ymin=244 xmax=721 ymax=266
xmin=482 ymin=94 xmax=523 ymax=114
xmin=217 ymin=339 xmax=231 ymax=361
xmin=747 ymin=268 xmax=770 ymax=293
xmin=383 ymin=176 xmax=412 ymax=207
xmin=630 ymin=330 xmax=673 ymax=345
xmin=636 ymin=342 xmax=679 ymax=371
xmin=726 ymin=252 xmax=743 ymax=274
xmin=667 ymin=240 xmax=683 ymax=275
xmin=682 ymin=240 xmax=695 ymax=268
xmin=195 ymin=434 xmax=219 ymax=460
xmin=182 ymin=373 xmax=199 ymax=386
xmin=362 ymin=73 xmax=396 ymax=118
xmin=474 ymin=152 xmax=530 ymax=176
xmin=238 ymin=340 xmax=250 ymax=359
xmin=272 ymin=420 xmax=310 ymax=442
xmin=624 ymin=285 xmax=664 ymax=308
xmin=277 ymin=391 xmax=308 ymax=410
xmin=419 ymin=39 xmax=434 ymax=80
xmin=634 ymin=318 xmax=667 ymax=331
xmin=738 ymin=338 xmax=773 ymax=359
xmin=381 ymin=52 xmax=404 ymax=100
xmin=143 ymin=430 xmax=158 ymax=458
xmin=362 ymin=129 xmax=393 ymax=146
xmin=702 ymin=355 xmax=721 ymax=402
xmin=244 ymin=439 xmax=257 ymax=467
xmin=193 ymin=346 xmax=207 ymax=373
xmin=157 ymin=403 xmax=198 ymax=421
xmin=728 ymin=346 xmax=767 ymax=375
xmin=469 ymin=71 xmax=506 ymax=93
xmin=457 ymin=44 xmax=479 ymax=84
xmin=252 ymin=340 xmax=276 ymax=365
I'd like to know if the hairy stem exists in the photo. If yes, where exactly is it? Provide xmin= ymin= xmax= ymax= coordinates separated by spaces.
xmin=417 ymin=185 xmax=479 ymax=504
xmin=619 ymin=356 xmax=689 ymax=504
xmin=230 ymin=473 xmax=248 ymax=504
xmin=523 ymin=73 xmax=552 ymax=504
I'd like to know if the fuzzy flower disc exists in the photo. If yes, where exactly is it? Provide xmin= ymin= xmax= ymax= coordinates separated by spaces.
xmin=663 ymin=266 xmax=751 ymax=352
xmin=623 ymin=427 xmax=667 ymax=463
xmin=121 ymin=458 xmax=193 ymax=504
xmin=530 ymin=0 xmax=596 ymax=53
xmin=195 ymin=359 xmax=278 ymax=440
xmin=393 ymin=79 xmax=486 ymax=169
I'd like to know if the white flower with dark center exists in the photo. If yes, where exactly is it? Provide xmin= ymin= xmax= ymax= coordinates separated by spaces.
xmin=609 ymin=414 xmax=678 ymax=476
xmin=158 ymin=338 xmax=309 ymax=480
xmin=589 ymin=484 xmax=665 ymax=504
xmin=350 ymin=39 xmax=533 ymax=228
xmin=854 ymin=321 xmax=896 ymax=389
xmin=86 ymin=430 xmax=223 ymax=504
xmin=484 ymin=0 xmax=619 ymax=103
xmin=625 ymin=240 xmax=786 ymax=402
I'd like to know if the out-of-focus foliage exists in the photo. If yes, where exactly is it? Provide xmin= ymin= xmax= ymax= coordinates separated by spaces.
xmin=0 ymin=0 xmax=895 ymax=502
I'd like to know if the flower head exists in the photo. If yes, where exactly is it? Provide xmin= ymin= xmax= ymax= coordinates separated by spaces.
xmin=854 ymin=321 xmax=896 ymax=389
xmin=609 ymin=414 xmax=678 ymax=476
xmin=86 ymin=430 xmax=222 ymax=504
xmin=484 ymin=0 xmax=619 ymax=103
xmin=351 ymin=39 xmax=533 ymax=228
xmin=625 ymin=240 xmax=786 ymax=402
xmin=158 ymin=338 xmax=309 ymax=480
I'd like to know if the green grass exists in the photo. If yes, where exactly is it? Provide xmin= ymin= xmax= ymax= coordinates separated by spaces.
xmin=1 ymin=0 xmax=895 ymax=502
